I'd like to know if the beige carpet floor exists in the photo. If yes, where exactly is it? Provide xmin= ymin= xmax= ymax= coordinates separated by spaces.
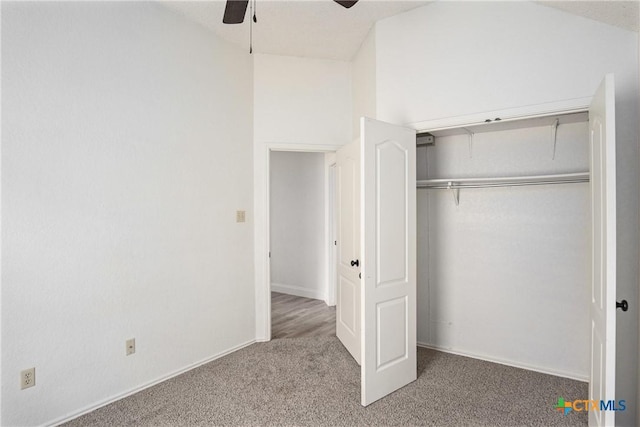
xmin=64 ymin=337 xmax=588 ymax=426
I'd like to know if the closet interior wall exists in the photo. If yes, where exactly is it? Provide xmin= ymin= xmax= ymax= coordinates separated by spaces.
xmin=417 ymin=119 xmax=591 ymax=380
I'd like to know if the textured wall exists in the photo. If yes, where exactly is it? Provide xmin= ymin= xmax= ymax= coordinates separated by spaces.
xmin=2 ymin=2 xmax=254 ymax=425
xmin=253 ymin=53 xmax=352 ymax=147
xmin=351 ymin=28 xmax=377 ymax=138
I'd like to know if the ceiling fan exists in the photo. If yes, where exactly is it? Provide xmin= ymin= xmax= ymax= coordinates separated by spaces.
xmin=223 ymin=0 xmax=359 ymax=24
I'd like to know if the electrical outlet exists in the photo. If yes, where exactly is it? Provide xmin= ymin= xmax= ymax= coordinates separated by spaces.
xmin=21 ymin=367 xmax=35 ymax=390
xmin=236 ymin=210 xmax=246 ymax=223
xmin=126 ymin=338 xmax=135 ymax=356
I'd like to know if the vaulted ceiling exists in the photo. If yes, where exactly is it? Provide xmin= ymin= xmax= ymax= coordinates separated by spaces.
xmin=161 ymin=0 xmax=639 ymax=61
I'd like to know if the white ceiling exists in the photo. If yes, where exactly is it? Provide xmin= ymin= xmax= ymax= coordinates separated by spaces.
xmin=161 ymin=0 xmax=432 ymax=60
xmin=540 ymin=1 xmax=639 ymax=33
xmin=161 ymin=0 xmax=639 ymax=61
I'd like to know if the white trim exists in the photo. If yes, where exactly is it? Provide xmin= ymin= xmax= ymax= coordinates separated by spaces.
xmin=325 ymin=156 xmax=337 ymax=307
xmin=254 ymin=143 xmax=270 ymax=342
xmin=271 ymin=282 xmax=326 ymax=301
xmin=51 ymin=339 xmax=256 ymax=426
xmin=408 ymin=96 xmax=592 ymax=133
xmin=269 ymin=143 xmax=342 ymax=153
xmin=255 ymin=143 xmax=342 ymax=343
xmin=417 ymin=342 xmax=588 ymax=383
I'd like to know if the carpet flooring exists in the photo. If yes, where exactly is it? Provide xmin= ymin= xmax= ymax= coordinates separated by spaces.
xmin=64 ymin=337 xmax=587 ymax=426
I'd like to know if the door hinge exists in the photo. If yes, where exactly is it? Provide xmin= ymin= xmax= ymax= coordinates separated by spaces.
xmin=334 ymin=241 xmax=337 ymax=245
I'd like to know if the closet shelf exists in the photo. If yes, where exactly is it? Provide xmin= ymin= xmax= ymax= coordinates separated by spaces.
xmin=423 ymin=111 xmax=588 ymax=137
xmin=416 ymin=172 xmax=589 ymax=189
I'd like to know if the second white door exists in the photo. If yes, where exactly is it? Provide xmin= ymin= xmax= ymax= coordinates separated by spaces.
xmin=336 ymin=139 xmax=361 ymax=364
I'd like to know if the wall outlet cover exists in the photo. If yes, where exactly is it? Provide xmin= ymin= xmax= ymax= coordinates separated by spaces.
xmin=21 ymin=367 xmax=35 ymax=390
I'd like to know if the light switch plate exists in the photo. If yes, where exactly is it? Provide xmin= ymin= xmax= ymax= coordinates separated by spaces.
xmin=126 ymin=338 xmax=135 ymax=356
xmin=236 ymin=210 xmax=246 ymax=223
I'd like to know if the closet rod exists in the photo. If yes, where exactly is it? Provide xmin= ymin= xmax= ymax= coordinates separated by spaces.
xmin=416 ymin=172 xmax=589 ymax=189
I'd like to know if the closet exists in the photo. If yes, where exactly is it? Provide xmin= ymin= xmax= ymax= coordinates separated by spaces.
xmin=416 ymin=111 xmax=591 ymax=378
xmin=412 ymin=74 xmax=616 ymax=427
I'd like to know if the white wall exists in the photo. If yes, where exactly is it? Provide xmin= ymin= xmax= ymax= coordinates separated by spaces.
xmin=253 ymin=54 xmax=351 ymax=340
xmin=351 ymin=28 xmax=377 ymax=138
xmin=270 ymin=152 xmax=326 ymax=300
xmin=376 ymin=2 xmax=638 ymax=126
xmin=376 ymin=2 xmax=639 ymax=423
xmin=253 ymin=53 xmax=352 ymax=147
xmin=2 ymin=3 xmax=254 ymax=425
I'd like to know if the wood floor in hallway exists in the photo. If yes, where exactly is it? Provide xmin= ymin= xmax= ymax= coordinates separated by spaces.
xmin=271 ymin=292 xmax=336 ymax=339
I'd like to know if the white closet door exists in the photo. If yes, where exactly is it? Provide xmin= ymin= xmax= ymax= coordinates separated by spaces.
xmin=361 ymin=117 xmax=416 ymax=406
xmin=589 ymin=74 xmax=617 ymax=427
xmin=336 ymin=139 xmax=361 ymax=364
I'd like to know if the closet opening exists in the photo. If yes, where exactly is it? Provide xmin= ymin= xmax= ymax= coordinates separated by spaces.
xmin=410 ymin=81 xmax=619 ymax=425
xmin=415 ymin=110 xmax=592 ymax=380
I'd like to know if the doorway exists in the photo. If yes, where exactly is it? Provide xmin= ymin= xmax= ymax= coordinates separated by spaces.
xmin=266 ymin=148 xmax=339 ymax=339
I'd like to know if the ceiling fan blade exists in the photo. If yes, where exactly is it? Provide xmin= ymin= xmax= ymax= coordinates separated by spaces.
xmin=334 ymin=0 xmax=358 ymax=8
xmin=223 ymin=0 xmax=249 ymax=24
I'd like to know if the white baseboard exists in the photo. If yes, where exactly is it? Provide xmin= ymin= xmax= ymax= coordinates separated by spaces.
xmin=271 ymin=282 xmax=325 ymax=301
xmin=50 ymin=339 xmax=256 ymax=426
xmin=417 ymin=341 xmax=588 ymax=382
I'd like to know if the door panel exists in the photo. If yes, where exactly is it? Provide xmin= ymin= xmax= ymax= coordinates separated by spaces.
xmin=588 ymin=74 xmax=616 ymax=427
xmin=361 ymin=117 xmax=416 ymax=406
xmin=376 ymin=141 xmax=409 ymax=286
xmin=336 ymin=139 xmax=361 ymax=364
xmin=338 ymin=276 xmax=357 ymax=334
xmin=376 ymin=296 xmax=408 ymax=370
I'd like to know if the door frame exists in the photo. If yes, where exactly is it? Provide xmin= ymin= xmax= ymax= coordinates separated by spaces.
xmin=255 ymin=143 xmax=342 ymax=341
xmin=326 ymin=156 xmax=338 ymax=307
